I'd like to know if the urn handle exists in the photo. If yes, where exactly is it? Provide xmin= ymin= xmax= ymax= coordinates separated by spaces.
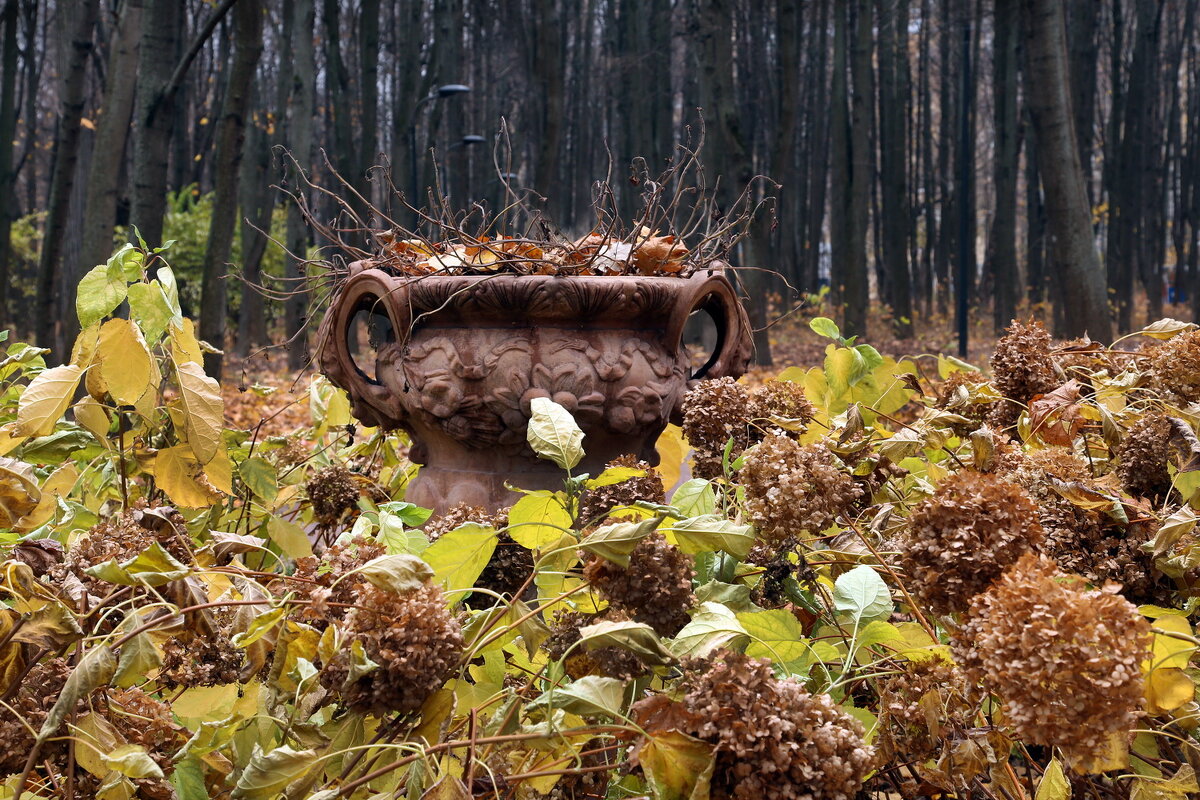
xmin=317 ymin=267 xmax=412 ymax=430
xmin=666 ymin=269 xmax=753 ymax=422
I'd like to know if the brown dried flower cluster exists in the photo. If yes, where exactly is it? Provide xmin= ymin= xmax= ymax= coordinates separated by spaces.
xmin=988 ymin=320 xmax=1060 ymax=429
xmin=583 ymin=532 xmax=695 ymax=636
xmin=426 ymin=504 xmax=533 ymax=609
xmin=159 ymin=608 xmax=245 ymax=688
xmin=954 ymin=554 xmax=1151 ymax=765
xmin=740 ymin=435 xmax=863 ymax=543
xmin=306 ymin=464 xmax=361 ymax=524
xmin=935 ymin=370 xmax=997 ymax=434
xmin=578 ymin=455 xmax=666 ymax=523
xmin=682 ymin=379 xmax=818 ymax=479
xmin=0 ymin=658 xmax=71 ymax=773
xmin=288 ymin=533 xmax=386 ymax=626
xmin=682 ymin=377 xmax=752 ymax=478
xmin=671 ymin=651 xmax=875 ymax=800
xmin=322 ymin=581 xmax=463 ymax=715
xmin=1117 ymin=413 xmax=1174 ymax=500
xmin=899 ymin=470 xmax=1043 ymax=615
xmin=1148 ymin=329 xmax=1200 ymax=404
xmin=543 ymin=609 xmax=648 ymax=680
xmin=876 ymin=659 xmax=974 ymax=764
xmin=108 ymin=687 xmax=190 ymax=795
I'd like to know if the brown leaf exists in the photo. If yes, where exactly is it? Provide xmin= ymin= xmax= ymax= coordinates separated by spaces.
xmin=1028 ymin=380 xmax=1084 ymax=446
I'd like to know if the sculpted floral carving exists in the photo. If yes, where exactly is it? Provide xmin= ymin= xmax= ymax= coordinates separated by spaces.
xmin=319 ymin=268 xmax=752 ymax=512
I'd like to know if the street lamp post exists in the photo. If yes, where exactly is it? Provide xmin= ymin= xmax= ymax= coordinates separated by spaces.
xmin=410 ymin=84 xmax=471 ymax=228
xmin=440 ymin=135 xmax=487 ymax=199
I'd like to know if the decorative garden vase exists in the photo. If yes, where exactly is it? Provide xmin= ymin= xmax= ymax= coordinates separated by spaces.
xmin=318 ymin=262 xmax=752 ymax=513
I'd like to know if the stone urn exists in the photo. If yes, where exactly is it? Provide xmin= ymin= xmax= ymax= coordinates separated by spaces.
xmin=317 ymin=262 xmax=752 ymax=513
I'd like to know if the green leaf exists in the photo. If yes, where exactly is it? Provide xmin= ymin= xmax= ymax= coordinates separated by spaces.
xmin=508 ymin=491 xmax=573 ymax=549
xmin=534 ymin=675 xmax=630 ymax=719
xmin=266 ymin=516 xmax=313 ymax=560
xmin=738 ymin=609 xmax=811 ymax=669
xmin=579 ymin=516 xmax=660 ymax=567
xmin=670 ymin=478 xmax=716 ymax=517
xmin=114 ymin=630 xmax=162 ymax=688
xmin=102 ymin=744 xmax=165 ymax=780
xmin=76 ymin=261 xmax=128 ymax=328
xmin=694 ymin=580 xmax=754 ymax=611
xmin=636 ymin=730 xmax=715 ymax=800
xmin=809 ymin=317 xmax=842 ymax=341
xmin=357 ymin=553 xmax=435 ymax=593
xmin=238 ymin=456 xmax=278 ymax=502
xmin=171 ymin=756 xmax=208 ymax=800
xmin=833 ymin=565 xmax=893 ymax=625
xmin=39 ymin=646 xmax=116 ymax=743
xmin=86 ymin=541 xmax=191 ymax=587
xmin=666 ymin=515 xmax=755 ymax=559
xmin=577 ymin=619 xmax=675 ymax=666
xmin=825 ymin=346 xmax=869 ymax=397
xmin=230 ymin=745 xmax=317 ymax=799
xmin=1035 ymin=758 xmax=1071 ymax=800
xmin=231 ymin=606 xmax=285 ymax=648
xmin=527 ymin=396 xmax=585 ymax=470
xmin=377 ymin=509 xmax=430 ymax=555
xmin=670 ymin=602 xmax=749 ymax=659
xmin=108 ymin=242 xmax=145 ymax=281
xmin=127 ymin=281 xmax=177 ymax=343
xmin=378 ymin=500 xmax=433 ymax=527
xmin=421 ymin=522 xmax=498 ymax=600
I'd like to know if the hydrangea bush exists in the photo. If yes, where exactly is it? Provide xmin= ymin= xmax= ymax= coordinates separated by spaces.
xmin=1 ymin=248 xmax=1199 ymax=798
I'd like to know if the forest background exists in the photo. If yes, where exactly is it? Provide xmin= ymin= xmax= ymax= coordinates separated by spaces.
xmin=8 ymin=0 xmax=1200 ymax=378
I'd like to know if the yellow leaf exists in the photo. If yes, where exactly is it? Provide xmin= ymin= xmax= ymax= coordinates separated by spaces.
xmin=155 ymin=445 xmax=221 ymax=508
xmin=1147 ymin=668 xmax=1195 ymax=713
xmin=98 ymin=319 xmax=154 ymax=406
xmin=16 ymin=364 xmax=83 ymax=436
xmin=1130 ymin=766 xmax=1200 ymax=800
xmin=74 ymin=396 xmax=111 ymax=444
xmin=171 ymin=318 xmax=204 ymax=365
xmin=656 ymin=423 xmax=687 ymax=492
xmin=71 ymin=712 xmax=125 ymax=778
xmin=175 ymin=361 xmax=224 ymax=464
xmin=1149 ymin=616 xmax=1196 ymax=671
xmin=508 ymin=492 xmax=572 ymax=549
xmin=16 ymin=463 xmax=78 ymax=532
xmin=635 ymin=730 xmax=715 ymax=800
xmin=0 ymin=457 xmax=40 ymax=526
xmin=1035 ymin=758 xmax=1071 ymax=800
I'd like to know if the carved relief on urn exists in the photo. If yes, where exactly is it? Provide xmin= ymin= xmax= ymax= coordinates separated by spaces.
xmin=318 ymin=263 xmax=752 ymax=513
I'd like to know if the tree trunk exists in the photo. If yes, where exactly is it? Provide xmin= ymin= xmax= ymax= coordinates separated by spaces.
xmin=33 ymin=0 xmax=98 ymax=354
xmin=1018 ymin=0 xmax=1112 ymax=340
xmin=235 ymin=109 xmax=271 ymax=357
xmin=199 ymin=0 xmax=263 ymax=380
xmin=878 ymin=0 xmax=912 ymax=337
xmin=843 ymin=0 xmax=872 ymax=338
xmin=991 ymin=0 xmax=1019 ymax=332
xmin=285 ymin=0 xmax=315 ymax=370
xmin=80 ymin=0 xmax=144 ymax=286
xmin=532 ymin=0 xmax=564 ymax=202
xmin=830 ymin=0 xmax=851 ymax=323
xmin=0 ymin=0 xmax=19 ymax=326
xmin=129 ymin=0 xmax=182 ymax=250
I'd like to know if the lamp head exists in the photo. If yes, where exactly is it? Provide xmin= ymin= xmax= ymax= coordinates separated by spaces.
xmin=436 ymin=84 xmax=471 ymax=97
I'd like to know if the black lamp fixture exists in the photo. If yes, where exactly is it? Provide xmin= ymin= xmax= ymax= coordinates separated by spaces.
xmin=410 ymin=85 xmax=472 ymax=226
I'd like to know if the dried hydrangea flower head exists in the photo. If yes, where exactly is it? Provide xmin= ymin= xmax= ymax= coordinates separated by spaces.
xmin=577 ymin=454 xmax=666 ymax=523
xmin=988 ymin=319 xmax=1060 ymax=429
xmin=935 ymin=370 xmax=997 ymax=434
xmin=1148 ymin=328 xmax=1200 ymax=404
xmin=425 ymin=504 xmax=532 ymax=609
xmin=682 ymin=377 xmax=752 ymax=478
xmin=543 ymin=609 xmax=648 ymax=680
xmin=321 ymin=579 xmax=464 ymax=715
xmin=954 ymin=553 xmax=1151 ymax=768
xmin=876 ymin=658 xmax=974 ymax=764
xmin=582 ymin=532 xmax=695 ymax=636
xmin=107 ymin=687 xmax=190 ymax=795
xmin=748 ymin=379 xmax=816 ymax=435
xmin=305 ymin=463 xmax=361 ymax=524
xmin=287 ymin=533 xmax=386 ymax=626
xmin=1116 ymin=412 xmax=1174 ymax=501
xmin=0 ymin=658 xmax=71 ymax=773
xmin=675 ymin=651 xmax=875 ymax=800
xmin=740 ymin=435 xmax=863 ymax=544
xmin=899 ymin=470 xmax=1043 ymax=615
